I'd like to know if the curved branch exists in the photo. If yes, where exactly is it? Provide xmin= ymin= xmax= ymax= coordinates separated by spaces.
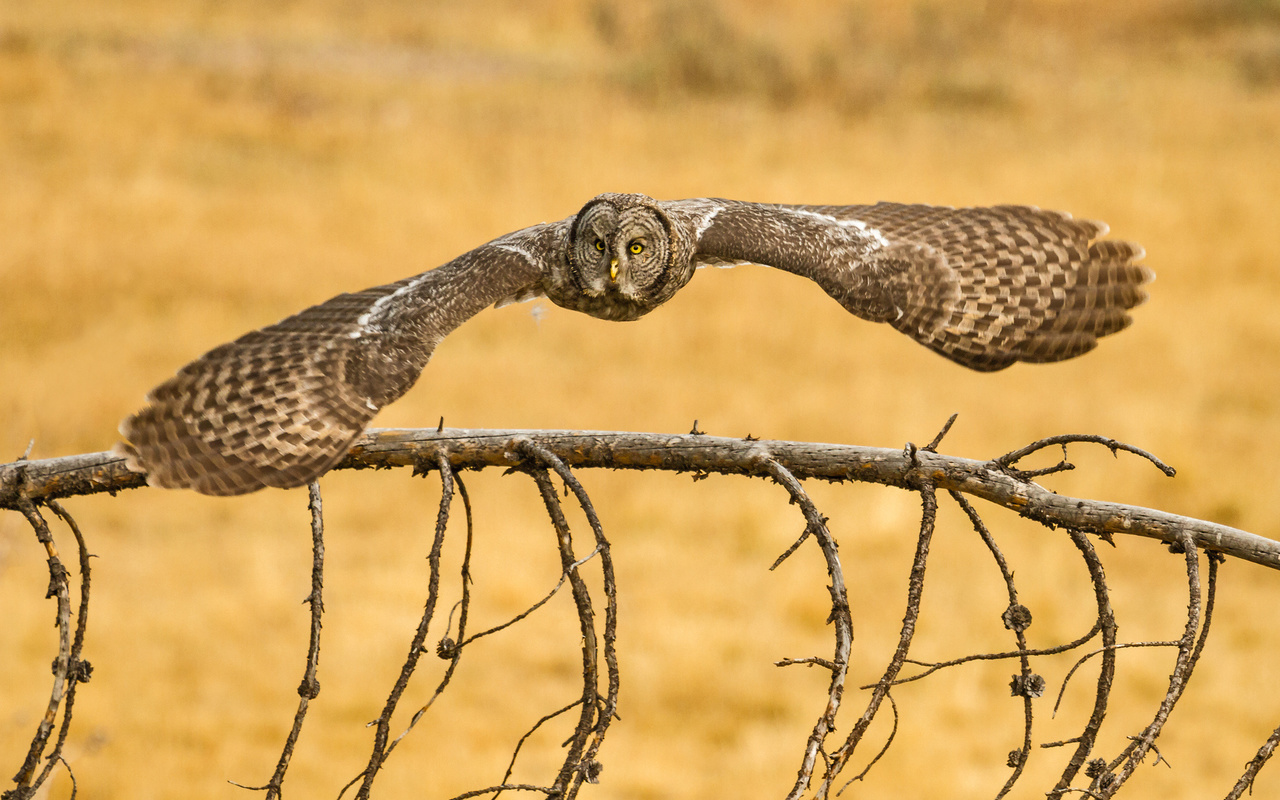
xmin=523 ymin=465 xmax=601 ymax=799
xmin=994 ymin=434 xmax=1175 ymax=477
xmin=349 ymin=456 xmax=456 ymax=799
xmin=3 ymin=429 xmax=1276 ymax=570
xmin=231 ymin=482 xmax=326 ymax=798
xmin=1051 ymin=530 xmax=1118 ymax=797
xmin=1228 ymin=722 xmax=1280 ymax=799
xmin=761 ymin=459 xmax=852 ymax=800
xmin=826 ymin=481 xmax=938 ymax=792
xmin=510 ymin=440 xmax=619 ymax=798
xmin=10 ymin=498 xmax=74 ymax=796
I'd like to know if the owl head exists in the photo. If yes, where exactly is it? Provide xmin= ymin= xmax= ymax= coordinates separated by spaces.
xmin=548 ymin=193 xmax=694 ymax=321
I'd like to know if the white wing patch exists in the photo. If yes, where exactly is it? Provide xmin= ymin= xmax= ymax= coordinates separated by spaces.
xmin=694 ymin=256 xmax=757 ymax=270
xmin=693 ymin=204 xmax=724 ymax=238
xmin=493 ymin=242 xmax=541 ymax=269
xmin=358 ymin=278 xmax=424 ymax=334
xmin=778 ymin=207 xmax=891 ymax=249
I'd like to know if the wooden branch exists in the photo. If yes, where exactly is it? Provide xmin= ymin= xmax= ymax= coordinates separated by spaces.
xmin=3 ymin=427 xmax=1278 ymax=570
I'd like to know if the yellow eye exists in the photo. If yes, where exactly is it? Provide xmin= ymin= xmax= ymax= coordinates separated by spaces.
xmin=629 ymin=241 xmax=644 ymax=255
xmin=593 ymin=239 xmax=605 ymax=251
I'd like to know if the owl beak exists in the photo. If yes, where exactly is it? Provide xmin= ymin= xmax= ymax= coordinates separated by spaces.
xmin=609 ymin=258 xmax=619 ymax=282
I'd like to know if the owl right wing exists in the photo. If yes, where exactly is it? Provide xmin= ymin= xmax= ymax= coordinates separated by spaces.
xmin=678 ymin=199 xmax=1151 ymax=372
xmin=116 ymin=222 xmax=568 ymax=496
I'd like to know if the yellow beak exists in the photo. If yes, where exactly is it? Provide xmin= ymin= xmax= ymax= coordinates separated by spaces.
xmin=609 ymin=258 xmax=619 ymax=282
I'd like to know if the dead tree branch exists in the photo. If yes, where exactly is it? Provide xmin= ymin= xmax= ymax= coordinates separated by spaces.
xmin=1048 ymin=529 xmax=1119 ymax=796
xmin=3 ymin=428 xmax=1275 ymax=570
xmin=515 ymin=438 xmax=620 ymax=798
xmin=1228 ymin=722 xmax=1280 ymax=800
xmin=762 ymin=459 xmax=852 ymax=800
xmin=230 ymin=481 xmax=327 ymax=798
xmin=4 ymin=425 xmax=1280 ymax=800
xmin=7 ymin=498 xmax=81 ymax=799
xmin=343 ymin=454 xmax=458 ymax=800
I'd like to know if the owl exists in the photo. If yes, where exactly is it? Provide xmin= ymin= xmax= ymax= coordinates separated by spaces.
xmin=116 ymin=193 xmax=1152 ymax=496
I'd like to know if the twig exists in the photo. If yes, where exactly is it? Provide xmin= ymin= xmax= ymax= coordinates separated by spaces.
xmin=9 ymin=498 xmax=74 ymax=797
xmin=825 ymin=480 xmax=938 ymax=795
xmin=923 ymin=413 xmax=959 ymax=452
xmin=993 ymin=434 xmax=1175 ymax=477
xmin=1048 ymin=530 xmax=1118 ymax=797
xmin=523 ymin=465 xmax=600 ymax=799
xmin=348 ymin=457 xmax=456 ymax=800
xmin=514 ymin=439 xmax=619 ymax=798
xmin=776 ymin=657 xmax=838 ymax=670
xmin=383 ymin=471 xmax=477 ymax=756
xmin=444 ymin=784 xmax=556 ymax=800
xmin=494 ymin=700 xmax=585 ymax=800
xmin=949 ymin=491 xmax=1033 ymax=798
xmin=892 ymin=623 xmax=1104 ymax=687
xmin=1104 ymin=533 xmax=1204 ymax=793
xmin=230 ymin=482 xmax=326 ymax=797
xmin=1051 ymin=641 xmax=1179 ymax=716
xmin=760 ymin=458 xmax=852 ymax=800
xmin=43 ymin=502 xmax=93 ymax=790
xmin=459 ymin=546 xmax=602 ymax=647
xmin=847 ymin=693 xmax=899 ymax=784
xmin=1227 ymin=722 xmax=1280 ymax=799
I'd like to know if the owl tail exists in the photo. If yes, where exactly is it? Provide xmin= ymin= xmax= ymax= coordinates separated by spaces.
xmin=879 ymin=205 xmax=1152 ymax=372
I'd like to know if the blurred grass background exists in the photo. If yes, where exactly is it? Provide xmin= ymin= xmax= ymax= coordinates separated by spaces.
xmin=2 ymin=0 xmax=1279 ymax=797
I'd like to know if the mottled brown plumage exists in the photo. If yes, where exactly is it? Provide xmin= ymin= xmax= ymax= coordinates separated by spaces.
xmin=117 ymin=193 xmax=1151 ymax=495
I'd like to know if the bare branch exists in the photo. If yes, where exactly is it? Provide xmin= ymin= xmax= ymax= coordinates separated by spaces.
xmin=950 ymin=491 xmax=1031 ymax=797
xmin=44 ymin=502 xmax=93 ymax=788
xmin=759 ymin=458 xmax=852 ymax=800
xmin=232 ymin=482 xmax=326 ymax=797
xmin=444 ymin=784 xmax=556 ymax=800
xmin=994 ymin=434 xmax=1175 ymax=477
xmin=349 ymin=456 xmax=456 ymax=800
xmin=385 ymin=472 xmax=476 ymax=753
xmin=523 ymin=465 xmax=601 ymax=799
xmin=1050 ymin=530 xmax=1118 ymax=797
xmin=1227 ymin=722 xmax=1280 ymax=800
xmin=823 ymin=480 xmax=938 ymax=795
xmin=513 ymin=438 xmax=620 ymax=798
xmin=1104 ymin=533 xmax=1209 ymax=794
xmin=5 ymin=426 xmax=1278 ymax=800
xmin=5 ymin=428 xmax=1273 ymax=570
xmin=891 ymin=623 xmax=1103 ymax=688
xmin=8 ymin=498 xmax=74 ymax=797
xmin=496 ymin=700 xmax=585 ymax=799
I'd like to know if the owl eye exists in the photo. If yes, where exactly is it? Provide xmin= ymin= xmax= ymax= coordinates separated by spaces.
xmin=593 ymin=239 xmax=605 ymax=252
xmin=628 ymin=241 xmax=644 ymax=255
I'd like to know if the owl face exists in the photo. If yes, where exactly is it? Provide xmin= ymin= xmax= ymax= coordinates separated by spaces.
xmin=553 ymin=193 xmax=687 ymax=321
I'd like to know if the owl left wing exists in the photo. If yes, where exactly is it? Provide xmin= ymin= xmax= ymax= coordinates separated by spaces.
xmin=673 ymin=198 xmax=1151 ymax=371
xmin=116 ymin=221 xmax=567 ymax=496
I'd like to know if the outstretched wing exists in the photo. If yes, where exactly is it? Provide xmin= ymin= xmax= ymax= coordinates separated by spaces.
xmin=680 ymin=199 xmax=1151 ymax=371
xmin=116 ymin=223 xmax=565 ymax=496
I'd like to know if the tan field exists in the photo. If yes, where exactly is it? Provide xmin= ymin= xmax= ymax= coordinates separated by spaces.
xmin=3 ymin=1 xmax=1280 ymax=797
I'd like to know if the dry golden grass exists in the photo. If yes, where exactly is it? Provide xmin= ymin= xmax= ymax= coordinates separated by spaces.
xmin=3 ymin=1 xmax=1280 ymax=797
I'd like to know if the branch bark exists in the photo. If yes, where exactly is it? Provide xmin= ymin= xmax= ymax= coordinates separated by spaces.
xmin=3 ymin=427 xmax=1277 ymax=570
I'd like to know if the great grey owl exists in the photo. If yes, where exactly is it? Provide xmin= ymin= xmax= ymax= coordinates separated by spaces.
xmin=116 ymin=193 xmax=1152 ymax=496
